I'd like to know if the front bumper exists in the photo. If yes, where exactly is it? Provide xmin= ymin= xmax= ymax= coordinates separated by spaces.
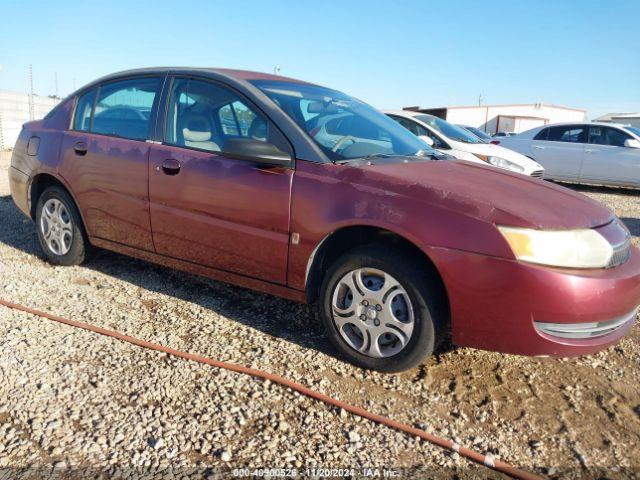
xmin=427 ymin=244 xmax=640 ymax=356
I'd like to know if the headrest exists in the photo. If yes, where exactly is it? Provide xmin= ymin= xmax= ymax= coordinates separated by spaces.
xmin=183 ymin=128 xmax=212 ymax=142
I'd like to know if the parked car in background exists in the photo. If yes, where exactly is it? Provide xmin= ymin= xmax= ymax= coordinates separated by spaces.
xmin=457 ymin=124 xmax=492 ymax=142
xmin=492 ymin=131 xmax=516 ymax=138
xmin=498 ymin=123 xmax=640 ymax=188
xmin=385 ymin=110 xmax=544 ymax=177
xmin=9 ymin=68 xmax=639 ymax=372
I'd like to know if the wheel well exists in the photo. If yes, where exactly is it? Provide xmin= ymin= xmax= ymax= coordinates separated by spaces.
xmin=29 ymin=174 xmax=70 ymax=219
xmin=305 ymin=226 xmax=449 ymax=311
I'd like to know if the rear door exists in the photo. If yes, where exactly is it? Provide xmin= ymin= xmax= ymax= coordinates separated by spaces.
xmin=59 ymin=76 xmax=164 ymax=250
xmin=147 ymin=77 xmax=294 ymax=284
xmin=582 ymin=126 xmax=640 ymax=186
xmin=530 ymin=125 xmax=586 ymax=181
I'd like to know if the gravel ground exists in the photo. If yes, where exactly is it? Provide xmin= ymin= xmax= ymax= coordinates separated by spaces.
xmin=0 ymin=150 xmax=639 ymax=479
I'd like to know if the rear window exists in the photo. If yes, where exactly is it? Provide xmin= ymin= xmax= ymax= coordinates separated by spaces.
xmin=72 ymin=77 xmax=161 ymax=141
xmin=73 ymin=89 xmax=96 ymax=131
xmin=92 ymin=78 xmax=160 ymax=140
xmin=546 ymin=125 xmax=586 ymax=143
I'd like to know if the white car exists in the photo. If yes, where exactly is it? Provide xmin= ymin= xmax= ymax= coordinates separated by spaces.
xmin=498 ymin=123 xmax=640 ymax=188
xmin=385 ymin=110 xmax=544 ymax=177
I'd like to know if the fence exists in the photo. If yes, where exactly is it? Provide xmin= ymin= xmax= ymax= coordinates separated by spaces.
xmin=0 ymin=90 xmax=60 ymax=150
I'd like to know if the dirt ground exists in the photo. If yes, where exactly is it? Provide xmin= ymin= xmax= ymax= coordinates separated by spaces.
xmin=0 ymin=150 xmax=639 ymax=479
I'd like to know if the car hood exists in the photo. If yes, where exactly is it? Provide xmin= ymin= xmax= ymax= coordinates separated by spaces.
xmin=352 ymin=158 xmax=613 ymax=229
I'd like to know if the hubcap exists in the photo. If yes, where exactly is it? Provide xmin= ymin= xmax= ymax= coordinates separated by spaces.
xmin=40 ymin=199 xmax=73 ymax=256
xmin=331 ymin=267 xmax=415 ymax=358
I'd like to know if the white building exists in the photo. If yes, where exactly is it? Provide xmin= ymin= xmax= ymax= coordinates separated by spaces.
xmin=593 ymin=112 xmax=640 ymax=129
xmin=403 ymin=103 xmax=587 ymax=135
xmin=0 ymin=90 xmax=60 ymax=150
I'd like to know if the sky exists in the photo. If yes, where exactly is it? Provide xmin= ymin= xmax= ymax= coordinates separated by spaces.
xmin=0 ymin=0 xmax=638 ymax=119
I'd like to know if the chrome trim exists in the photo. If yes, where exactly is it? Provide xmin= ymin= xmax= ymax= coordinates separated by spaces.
xmin=530 ymin=170 xmax=544 ymax=178
xmin=535 ymin=307 xmax=638 ymax=339
xmin=607 ymin=235 xmax=631 ymax=268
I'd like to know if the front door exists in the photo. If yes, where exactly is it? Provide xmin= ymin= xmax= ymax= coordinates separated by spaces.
xmin=582 ymin=125 xmax=640 ymax=186
xmin=59 ymin=76 xmax=163 ymax=251
xmin=148 ymin=77 xmax=293 ymax=284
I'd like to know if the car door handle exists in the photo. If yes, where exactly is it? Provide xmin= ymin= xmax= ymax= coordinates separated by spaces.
xmin=585 ymin=149 xmax=596 ymax=154
xmin=160 ymin=159 xmax=181 ymax=175
xmin=532 ymin=145 xmax=545 ymax=150
xmin=73 ymin=141 xmax=88 ymax=156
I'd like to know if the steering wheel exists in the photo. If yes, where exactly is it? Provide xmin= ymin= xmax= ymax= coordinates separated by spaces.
xmin=331 ymin=135 xmax=357 ymax=153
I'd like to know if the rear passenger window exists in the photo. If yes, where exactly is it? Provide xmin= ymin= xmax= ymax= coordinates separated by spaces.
xmin=92 ymin=78 xmax=161 ymax=140
xmin=546 ymin=125 xmax=585 ymax=143
xmin=73 ymin=89 xmax=96 ymax=131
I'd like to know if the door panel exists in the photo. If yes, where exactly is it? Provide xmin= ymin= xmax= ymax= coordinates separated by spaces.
xmin=581 ymin=145 xmax=640 ymax=185
xmin=581 ymin=126 xmax=640 ymax=186
xmin=59 ymin=132 xmax=154 ymax=251
xmin=58 ymin=76 xmax=163 ymax=251
xmin=148 ymin=144 xmax=292 ymax=283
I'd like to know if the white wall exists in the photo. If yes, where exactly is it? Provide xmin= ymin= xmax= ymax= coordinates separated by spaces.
xmin=610 ymin=116 xmax=640 ymax=128
xmin=0 ymin=90 xmax=60 ymax=150
xmin=443 ymin=104 xmax=587 ymax=134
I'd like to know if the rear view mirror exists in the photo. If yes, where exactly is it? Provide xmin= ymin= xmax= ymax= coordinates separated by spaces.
xmin=222 ymin=138 xmax=292 ymax=167
xmin=419 ymin=135 xmax=435 ymax=147
xmin=307 ymin=101 xmax=341 ymax=114
xmin=624 ymin=138 xmax=640 ymax=149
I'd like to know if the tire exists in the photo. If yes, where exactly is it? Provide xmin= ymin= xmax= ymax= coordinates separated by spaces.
xmin=319 ymin=244 xmax=447 ymax=373
xmin=35 ymin=186 xmax=90 ymax=266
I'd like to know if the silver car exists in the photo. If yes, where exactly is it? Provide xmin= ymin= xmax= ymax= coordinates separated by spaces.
xmin=499 ymin=122 xmax=640 ymax=188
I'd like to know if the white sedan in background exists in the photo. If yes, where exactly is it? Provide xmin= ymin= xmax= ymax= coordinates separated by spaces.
xmin=498 ymin=123 xmax=640 ymax=188
xmin=385 ymin=110 xmax=544 ymax=177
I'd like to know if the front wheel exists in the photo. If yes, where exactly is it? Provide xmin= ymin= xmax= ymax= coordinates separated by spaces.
xmin=319 ymin=245 xmax=447 ymax=372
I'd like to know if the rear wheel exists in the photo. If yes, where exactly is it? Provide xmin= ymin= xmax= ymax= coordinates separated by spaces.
xmin=319 ymin=245 xmax=446 ymax=372
xmin=35 ymin=186 xmax=90 ymax=266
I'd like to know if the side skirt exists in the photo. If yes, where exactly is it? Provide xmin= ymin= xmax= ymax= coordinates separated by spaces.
xmin=90 ymin=237 xmax=307 ymax=304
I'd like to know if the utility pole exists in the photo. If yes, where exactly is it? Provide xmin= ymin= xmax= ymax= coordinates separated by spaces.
xmin=478 ymin=93 xmax=483 ymax=106
xmin=54 ymin=71 xmax=59 ymax=98
xmin=28 ymin=64 xmax=35 ymax=121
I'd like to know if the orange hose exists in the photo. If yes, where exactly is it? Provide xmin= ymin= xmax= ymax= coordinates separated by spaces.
xmin=0 ymin=298 xmax=543 ymax=480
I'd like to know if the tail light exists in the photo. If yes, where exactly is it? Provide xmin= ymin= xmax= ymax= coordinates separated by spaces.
xmin=490 ymin=140 xmax=500 ymax=145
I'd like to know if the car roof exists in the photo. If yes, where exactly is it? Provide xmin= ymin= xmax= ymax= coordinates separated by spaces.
xmin=71 ymin=67 xmax=317 ymax=97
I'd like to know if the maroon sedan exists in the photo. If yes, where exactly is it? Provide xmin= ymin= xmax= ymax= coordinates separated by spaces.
xmin=8 ymin=68 xmax=640 ymax=372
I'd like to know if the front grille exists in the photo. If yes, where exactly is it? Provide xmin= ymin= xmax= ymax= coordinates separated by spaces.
xmin=530 ymin=170 xmax=544 ymax=178
xmin=535 ymin=307 xmax=638 ymax=339
xmin=608 ymin=236 xmax=631 ymax=268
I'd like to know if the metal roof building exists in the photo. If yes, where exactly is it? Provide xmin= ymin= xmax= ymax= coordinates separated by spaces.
xmin=404 ymin=103 xmax=587 ymax=135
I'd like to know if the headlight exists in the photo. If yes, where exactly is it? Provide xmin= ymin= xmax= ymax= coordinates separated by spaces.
xmin=498 ymin=226 xmax=613 ymax=268
xmin=474 ymin=154 xmax=525 ymax=173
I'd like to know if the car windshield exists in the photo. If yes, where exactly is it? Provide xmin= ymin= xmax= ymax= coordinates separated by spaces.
xmin=415 ymin=115 xmax=482 ymax=144
xmin=624 ymin=126 xmax=640 ymax=138
xmin=460 ymin=125 xmax=491 ymax=141
xmin=250 ymin=80 xmax=437 ymax=161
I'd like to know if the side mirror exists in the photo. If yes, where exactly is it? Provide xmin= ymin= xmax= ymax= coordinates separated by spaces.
xmin=222 ymin=138 xmax=292 ymax=166
xmin=419 ymin=135 xmax=435 ymax=147
xmin=624 ymin=138 xmax=640 ymax=149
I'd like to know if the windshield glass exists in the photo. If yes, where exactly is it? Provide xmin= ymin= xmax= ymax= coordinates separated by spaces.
xmin=250 ymin=80 xmax=436 ymax=161
xmin=464 ymin=126 xmax=492 ymax=141
xmin=624 ymin=126 xmax=640 ymax=138
xmin=416 ymin=115 xmax=482 ymax=144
